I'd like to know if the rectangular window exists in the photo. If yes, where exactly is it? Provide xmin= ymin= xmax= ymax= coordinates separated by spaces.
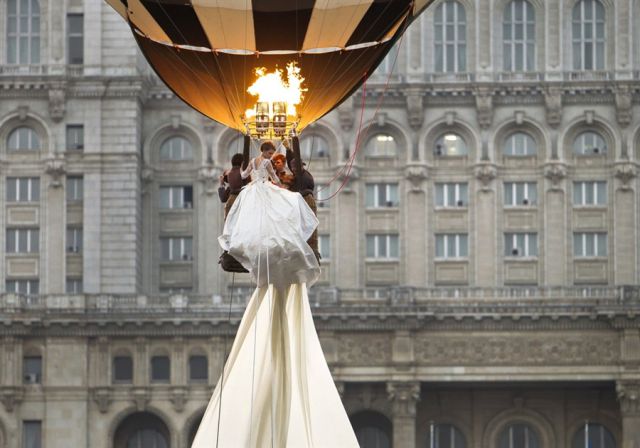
xmin=573 ymin=181 xmax=607 ymax=206
xmin=65 ymin=278 xmax=83 ymax=294
xmin=7 ymin=0 xmax=40 ymax=65
xmin=189 ymin=355 xmax=208 ymax=382
xmin=65 ymin=124 xmax=84 ymax=151
xmin=23 ymin=356 xmax=42 ymax=384
xmin=66 ymin=176 xmax=84 ymax=202
xmin=6 ymin=177 xmax=40 ymax=202
xmin=150 ymin=356 xmax=170 ymax=383
xmin=23 ymin=420 xmax=42 ymax=448
xmin=574 ymin=232 xmax=607 ymax=257
xmin=435 ymin=182 xmax=468 ymax=207
xmin=6 ymin=228 xmax=39 ymax=253
xmin=67 ymin=14 xmax=84 ymax=64
xmin=365 ymin=183 xmax=399 ymax=208
xmin=159 ymin=186 xmax=193 ymax=209
xmin=366 ymin=234 xmax=399 ymax=259
xmin=66 ymin=227 xmax=83 ymax=253
xmin=435 ymin=233 xmax=468 ymax=259
xmin=160 ymin=237 xmax=193 ymax=261
xmin=113 ymin=356 xmax=133 ymax=383
xmin=504 ymin=232 xmax=538 ymax=257
xmin=6 ymin=280 xmax=39 ymax=295
xmin=504 ymin=182 xmax=537 ymax=206
xmin=318 ymin=234 xmax=330 ymax=260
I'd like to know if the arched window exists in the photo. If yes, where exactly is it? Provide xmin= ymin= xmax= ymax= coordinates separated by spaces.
xmin=573 ymin=131 xmax=606 ymax=155
xmin=112 ymin=355 xmax=133 ymax=384
xmin=435 ymin=133 xmax=468 ymax=156
xmin=572 ymin=423 xmax=616 ymax=448
xmin=431 ymin=423 xmax=466 ymax=448
xmin=572 ymin=0 xmax=605 ymax=70
xmin=366 ymin=134 xmax=397 ymax=158
xmin=434 ymin=0 xmax=467 ymax=73
xmin=7 ymin=126 xmax=40 ymax=151
xmin=114 ymin=412 xmax=170 ymax=448
xmin=150 ymin=355 xmax=170 ymax=383
xmin=6 ymin=0 xmax=40 ymax=64
xmin=498 ymin=423 xmax=540 ymax=448
xmin=160 ymin=136 xmax=193 ymax=161
xmin=503 ymin=0 xmax=535 ymax=71
xmin=351 ymin=411 xmax=392 ymax=448
xmin=300 ymin=135 xmax=330 ymax=159
xmin=189 ymin=355 xmax=208 ymax=382
xmin=503 ymin=132 xmax=536 ymax=156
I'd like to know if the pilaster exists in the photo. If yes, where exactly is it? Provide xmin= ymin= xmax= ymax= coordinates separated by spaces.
xmin=387 ymin=381 xmax=420 ymax=448
xmin=617 ymin=380 xmax=640 ymax=448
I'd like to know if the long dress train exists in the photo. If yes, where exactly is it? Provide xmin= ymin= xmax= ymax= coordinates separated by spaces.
xmin=191 ymin=158 xmax=358 ymax=448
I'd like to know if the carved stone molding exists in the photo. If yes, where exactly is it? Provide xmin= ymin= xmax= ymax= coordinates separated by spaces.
xmin=48 ymin=88 xmax=66 ymax=122
xmin=615 ymin=86 xmax=633 ymax=127
xmin=198 ymin=165 xmax=222 ymax=195
xmin=170 ymin=386 xmax=188 ymax=413
xmin=616 ymin=381 xmax=640 ymax=416
xmin=132 ymin=387 xmax=150 ymax=411
xmin=0 ymin=386 xmax=24 ymax=413
xmin=474 ymin=87 xmax=493 ymax=129
xmin=544 ymin=87 xmax=563 ymax=127
xmin=141 ymin=165 xmax=155 ymax=195
xmin=406 ymin=92 xmax=424 ymax=130
xmin=45 ymin=157 xmax=66 ymax=188
xmin=387 ymin=382 xmax=420 ymax=417
xmin=92 ymin=387 xmax=112 ymax=413
xmin=614 ymin=162 xmax=637 ymax=190
xmin=404 ymin=164 xmax=428 ymax=192
xmin=544 ymin=162 xmax=567 ymax=190
xmin=337 ymin=165 xmax=360 ymax=193
xmin=474 ymin=163 xmax=498 ymax=191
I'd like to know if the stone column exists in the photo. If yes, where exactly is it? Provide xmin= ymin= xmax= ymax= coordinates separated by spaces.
xmin=335 ymin=172 xmax=360 ymax=289
xmin=616 ymin=380 xmax=640 ymax=448
xmin=387 ymin=381 xmax=420 ymax=448
xmin=404 ymin=166 xmax=428 ymax=287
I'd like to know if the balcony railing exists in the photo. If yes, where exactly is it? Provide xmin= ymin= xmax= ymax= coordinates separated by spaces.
xmin=0 ymin=64 xmax=140 ymax=77
xmin=0 ymin=286 xmax=637 ymax=314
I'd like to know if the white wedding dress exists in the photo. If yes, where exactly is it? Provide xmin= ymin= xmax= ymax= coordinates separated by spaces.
xmin=192 ymin=158 xmax=358 ymax=448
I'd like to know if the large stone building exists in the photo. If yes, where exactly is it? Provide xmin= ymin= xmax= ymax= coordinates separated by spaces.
xmin=1 ymin=0 xmax=639 ymax=447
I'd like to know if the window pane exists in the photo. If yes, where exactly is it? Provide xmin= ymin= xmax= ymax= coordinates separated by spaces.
xmin=597 ymin=233 xmax=607 ymax=256
xmin=189 ymin=355 xmax=208 ymax=381
xmin=389 ymin=235 xmax=399 ymax=258
xmin=23 ymin=356 xmax=42 ymax=384
xmin=459 ymin=234 xmax=468 ymax=257
xmin=113 ymin=356 xmax=133 ymax=382
xmin=151 ymin=356 xmax=170 ymax=382
xmin=436 ymin=235 xmax=445 ymax=258
xmin=366 ymin=185 xmax=375 ymax=207
xmin=23 ymin=421 xmax=42 ymax=448
xmin=366 ymin=236 xmax=375 ymax=258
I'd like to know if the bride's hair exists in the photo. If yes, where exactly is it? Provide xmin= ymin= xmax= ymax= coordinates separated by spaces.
xmin=260 ymin=141 xmax=276 ymax=153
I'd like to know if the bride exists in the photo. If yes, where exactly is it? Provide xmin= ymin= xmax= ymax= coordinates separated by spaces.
xmin=191 ymin=141 xmax=358 ymax=448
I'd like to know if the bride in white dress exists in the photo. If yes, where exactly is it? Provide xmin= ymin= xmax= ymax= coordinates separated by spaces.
xmin=191 ymin=141 xmax=358 ymax=448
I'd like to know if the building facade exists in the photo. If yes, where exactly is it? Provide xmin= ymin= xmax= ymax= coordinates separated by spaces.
xmin=0 ymin=0 xmax=640 ymax=447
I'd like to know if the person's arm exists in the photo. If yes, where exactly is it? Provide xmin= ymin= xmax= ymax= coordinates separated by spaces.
xmin=242 ymin=135 xmax=250 ymax=170
xmin=241 ymin=159 xmax=253 ymax=179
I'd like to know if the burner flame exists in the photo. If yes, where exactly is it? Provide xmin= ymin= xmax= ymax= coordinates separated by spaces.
xmin=244 ymin=62 xmax=306 ymax=120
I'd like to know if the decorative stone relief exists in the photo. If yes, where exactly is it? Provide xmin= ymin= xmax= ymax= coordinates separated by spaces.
xmin=406 ymin=92 xmax=424 ymax=130
xmin=48 ymin=88 xmax=66 ymax=122
xmin=615 ymin=86 xmax=633 ymax=127
xmin=614 ymin=162 xmax=637 ymax=190
xmin=617 ymin=381 xmax=640 ymax=416
xmin=544 ymin=162 xmax=567 ymax=190
xmin=0 ymin=387 xmax=24 ymax=413
xmin=141 ymin=165 xmax=155 ymax=195
xmin=92 ymin=387 xmax=112 ymax=413
xmin=45 ymin=157 xmax=66 ymax=188
xmin=338 ymin=101 xmax=354 ymax=131
xmin=474 ymin=163 xmax=498 ymax=191
xmin=337 ymin=165 xmax=360 ymax=193
xmin=170 ymin=387 xmax=188 ymax=413
xmin=132 ymin=387 xmax=150 ymax=411
xmin=198 ymin=165 xmax=222 ymax=195
xmin=544 ymin=87 xmax=562 ymax=127
xmin=339 ymin=333 xmax=391 ymax=365
xmin=414 ymin=334 xmax=619 ymax=366
xmin=404 ymin=165 xmax=428 ymax=192
xmin=474 ymin=87 xmax=493 ymax=129
xmin=387 ymin=382 xmax=420 ymax=417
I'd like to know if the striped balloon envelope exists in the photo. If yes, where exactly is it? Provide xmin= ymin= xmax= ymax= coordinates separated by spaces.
xmin=105 ymin=0 xmax=433 ymax=133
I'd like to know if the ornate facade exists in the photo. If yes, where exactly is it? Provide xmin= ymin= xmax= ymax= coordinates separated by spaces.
xmin=0 ymin=0 xmax=639 ymax=447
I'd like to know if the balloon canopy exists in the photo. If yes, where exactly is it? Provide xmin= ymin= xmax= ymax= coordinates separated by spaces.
xmin=105 ymin=0 xmax=433 ymax=134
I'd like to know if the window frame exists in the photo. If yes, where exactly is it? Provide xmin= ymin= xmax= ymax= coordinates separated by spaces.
xmin=573 ymin=232 xmax=608 ymax=257
xmin=66 ymin=176 xmax=84 ymax=202
xmin=150 ymin=355 xmax=171 ymax=383
xmin=300 ymin=134 xmax=330 ymax=159
xmin=6 ymin=177 xmax=40 ymax=202
xmin=435 ymin=233 xmax=469 ymax=259
xmin=504 ymin=181 xmax=537 ymax=207
xmin=366 ymin=234 xmax=400 ymax=259
xmin=572 ymin=0 xmax=606 ymax=71
xmin=66 ymin=227 xmax=83 ymax=253
xmin=365 ymin=134 xmax=398 ymax=158
xmin=7 ymin=126 xmax=41 ymax=151
xmin=22 ymin=420 xmax=42 ymax=448
xmin=159 ymin=136 xmax=194 ymax=162
xmin=159 ymin=185 xmax=194 ymax=209
xmin=66 ymin=13 xmax=84 ymax=65
xmin=112 ymin=355 xmax=133 ymax=384
xmin=434 ymin=0 xmax=467 ymax=73
xmin=573 ymin=181 xmax=607 ymax=206
xmin=504 ymin=232 xmax=538 ymax=258
xmin=188 ymin=355 xmax=208 ymax=383
xmin=365 ymin=183 xmax=400 ymax=208
xmin=65 ymin=124 xmax=84 ymax=151
xmin=6 ymin=279 xmax=39 ymax=295
xmin=503 ymin=132 xmax=537 ymax=157
xmin=503 ymin=0 xmax=536 ymax=71
xmin=435 ymin=182 xmax=468 ymax=207
xmin=6 ymin=228 xmax=40 ymax=254
xmin=435 ymin=133 xmax=468 ymax=157
xmin=573 ymin=131 xmax=607 ymax=156
xmin=498 ymin=423 xmax=540 ymax=448
xmin=318 ymin=234 xmax=331 ymax=260
xmin=6 ymin=0 xmax=41 ymax=65
xmin=160 ymin=237 xmax=193 ymax=262
xmin=23 ymin=355 xmax=42 ymax=384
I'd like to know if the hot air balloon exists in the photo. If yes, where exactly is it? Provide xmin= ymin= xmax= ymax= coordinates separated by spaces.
xmin=104 ymin=0 xmax=433 ymax=137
